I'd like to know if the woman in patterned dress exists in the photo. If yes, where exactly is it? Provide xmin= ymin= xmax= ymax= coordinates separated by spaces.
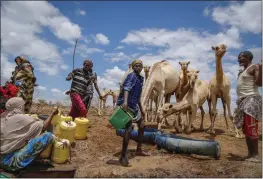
xmin=11 ymin=56 xmax=36 ymax=113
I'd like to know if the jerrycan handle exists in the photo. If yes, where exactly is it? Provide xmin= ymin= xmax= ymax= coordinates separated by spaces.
xmin=120 ymin=106 xmax=138 ymax=121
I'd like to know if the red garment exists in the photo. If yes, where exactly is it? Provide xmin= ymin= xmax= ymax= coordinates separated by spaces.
xmin=6 ymin=84 xmax=19 ymax=97
xmin=243 ymin=113 xmax=258 ymax=139
xmin=68 ymin=93 xmax=87 ymax=120
xmin=0 ymin=87 xmax=8 ymax=98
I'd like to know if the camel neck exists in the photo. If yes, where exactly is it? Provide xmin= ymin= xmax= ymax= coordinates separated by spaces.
xmin=182 ymin=70 xmax=188 ymax=86
xmin=145 ymin=72 xmax=149 ymax=80
xmin=216 ymin=56 xmax=223 ymax=83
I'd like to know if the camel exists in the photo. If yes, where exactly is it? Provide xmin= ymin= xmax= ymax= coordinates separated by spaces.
xmin=143 ymin=66 xmax=159 ymax=122
xmin=207 ymin=44 xmax=243 ymax=138
xmin=177 ymin=61 xmax=191 ymax=101
xmin=100 ymin=88 xmax=119 ymax=109
xmin=157 ymin=69 xmax=209 ymax=134
xmin=140 ymin=60 xmax=180 ymax=125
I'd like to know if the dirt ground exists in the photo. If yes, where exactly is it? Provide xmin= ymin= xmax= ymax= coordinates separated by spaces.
xmin=36 ymin=106 xmax=262 ymax=178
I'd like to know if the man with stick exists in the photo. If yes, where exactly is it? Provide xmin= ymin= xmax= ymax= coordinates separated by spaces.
xmin=66 ymin=59 xmax=103 ymax=119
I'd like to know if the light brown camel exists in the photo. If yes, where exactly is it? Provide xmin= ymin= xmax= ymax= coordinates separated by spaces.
xmin=140 ymin=60 xmax=180 ymax=124
xmin=100 ymin=88 xmax=120 ymax=109
xmin=177 ymin=61 xmax=191 ymax=101
xmin=207 ymin=44 xmax=242 ymax=137
xmin=157 ymin=70 xmax=209 ymax=133
xmin=143 ymin=65 xmax=159 ymax=122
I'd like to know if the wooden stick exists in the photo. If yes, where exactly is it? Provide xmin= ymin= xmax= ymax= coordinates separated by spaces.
xmin=72 ymin=39 xmax=78 ymax=70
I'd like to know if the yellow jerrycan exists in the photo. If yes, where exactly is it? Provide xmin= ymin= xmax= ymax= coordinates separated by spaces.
xmin=51 ymin=109 xmax=62 ymax=136
xmin=40 ymin=143 xmax=53 ymax=158
xmin=75 ymin=118 xmax=89 ymax=140
xmin=51 ymin=139 xmax=70 ymax=164
xmin=61 ymin=115 xmax=73 ymax=122
xmin=59 ymin=121 xmax=76 ymax=144
xmin=30 ymin=114 xmax=38 ymax=119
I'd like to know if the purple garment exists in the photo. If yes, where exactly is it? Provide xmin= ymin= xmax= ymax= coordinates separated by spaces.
xmin=117 ymin=72 xmax=144 ymax=112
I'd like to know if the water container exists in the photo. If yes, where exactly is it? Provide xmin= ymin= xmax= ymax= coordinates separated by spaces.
xmin=31 ymin=114 xmax=38 ymax=119
xmin=59 ymin=121 xmax=76 ymax=144
xmin=109 ymin=107 xmax=134 ymax=129
xmin=61 ymin=115 xmax=73 ymax=122
xmin=74 ymin=118 xmax=89 ymax=140
xmin=40 ymin=143 xmax=53 ymax=158
xmin=51 ymin=109 xmax=62 ymax=125
xmin=51 ymin=139 xmax=70 ymax=164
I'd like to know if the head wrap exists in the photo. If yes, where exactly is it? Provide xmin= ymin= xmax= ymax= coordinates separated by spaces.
xmin=131 ymin=59 xmax=143 ymax=68
xmin=0 ymin=97 xmax=44 ymax=154
xmin=238 ymin=51 xmax=253 ymax=61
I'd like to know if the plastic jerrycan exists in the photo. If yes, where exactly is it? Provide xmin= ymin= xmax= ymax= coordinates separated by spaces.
xmin=51 ymin=109 xmax=62 ymax=136
xmin=31 ymin=114 xmax=38 ymax=119
xmin=59 ymin=121 xmax=76 ymax=144
xmin=51 ymin=139 xmax=70 ymax=164
xmin=109 ymin=107 xmax=135 ymax=129
xmin=40 ymin=143 xmax=53 ymax=158
xmin=75 ymin=118 xmax=89 ymax=140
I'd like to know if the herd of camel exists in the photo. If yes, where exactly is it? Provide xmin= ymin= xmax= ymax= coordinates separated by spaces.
xmin=97 ymin=44 xmax=244 ymax=139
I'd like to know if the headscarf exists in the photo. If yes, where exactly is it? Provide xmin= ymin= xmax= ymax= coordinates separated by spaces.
xmin=238 ymin=51 xmax=253 ymax=61
xmin=1 ymin=97 xmax=43 ymax=154
xmin=131 ymin=59 xmax=143 ymax=68
xmin=14 ymin=56 xmax=30 ymax=65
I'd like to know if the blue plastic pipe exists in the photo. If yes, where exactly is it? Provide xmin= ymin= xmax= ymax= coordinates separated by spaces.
xmin=116 ymin=129 xmax=156 ymax=144
xmin=154 ymin=133 xmax=221 ymax=159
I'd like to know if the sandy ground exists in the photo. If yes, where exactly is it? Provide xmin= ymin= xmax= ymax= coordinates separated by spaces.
xmin=34 ymin=105 xmax=262 ymax=178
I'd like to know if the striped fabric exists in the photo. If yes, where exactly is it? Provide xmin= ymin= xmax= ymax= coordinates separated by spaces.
xmin=68 ymin=68 xmax=97 ymax=96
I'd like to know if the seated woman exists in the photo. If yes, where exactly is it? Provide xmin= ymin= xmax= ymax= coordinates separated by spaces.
xmin=0 ymin=97 xmax=58 ymax=172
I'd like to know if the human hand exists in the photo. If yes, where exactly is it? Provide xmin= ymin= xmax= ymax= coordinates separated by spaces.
xmin=122 ymin=103 xmax=128 ymax=111
xmin=52 ymin=107 xmax=59 ymax=116
xmin=66 ymin=77 xmax=71 ymax=81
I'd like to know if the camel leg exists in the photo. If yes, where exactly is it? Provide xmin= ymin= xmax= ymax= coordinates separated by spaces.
xmin=221 ymin=98 xmax=231 ymax=131
xmin=207 ymin=95 xmax=217 ymax=134
xmin=225 ymin=95 xmax=244 ymax=138
xmin=173 ymin=114 xmax=182 ymax=133
xmin=185 ymin=109 xmax=195 ymax=134
xmin=199 ymin=106 xmax=205 ymax=131
xmin=156 ymin=90 xmax=165 ymax=128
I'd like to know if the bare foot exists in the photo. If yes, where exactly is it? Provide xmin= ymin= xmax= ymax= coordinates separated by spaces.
xmin=119 ymin=157 xmax=131 ymax=167
xmin=245 ymin=156 xmax=261 ymax=163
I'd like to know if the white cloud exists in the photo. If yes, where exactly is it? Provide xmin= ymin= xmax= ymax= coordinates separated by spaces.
xmin=248 ymin=47 xmax=262 ymax=64
xmin=1 ymin=1 xmax=81 ymax=76
xmin=104 ymin=52 xmax=133 ymax=62
xmin=94 ymin=33 xmax=110 ymax=45
xmin=115 ymin=46 xmax=124 ymax=50
xmin=62 ymin=43 xmax=104 ymax=58
xmin=121 ymin=26 xmax=246 ymax=112
xmin=137 ymin=46 xmax=150 ymax=51
xmin=203 ymin=7 xmax=210 ymax=17
xmin=0 ymin=53 xmax=16 ymax=83
xmin=97 ymin=66 xmax=126 ymax=90
xmin=60 ymin=64 xmax=69 ymax=70
xmin=37 ymin=85 xmax=47 ymax=91
xmin=210 ymin=1 xmax=261 ymax=34
xmin=76 ymin=9 xmax=86 ymax=16
xmin=51 ymin=88 xmax=62 ymax=93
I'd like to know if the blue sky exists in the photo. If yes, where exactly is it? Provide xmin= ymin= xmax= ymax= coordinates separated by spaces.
xmin=1 ymin=1 xmax=262 ymax=109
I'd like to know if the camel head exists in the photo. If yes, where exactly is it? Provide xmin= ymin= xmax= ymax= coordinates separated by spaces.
xmin=179 ymin=61 xmax=190 ymax=71
xmin=212 ymin=44 xmax=227 ymax=58
xmin=187 ymin=70 xmax=199 ymax=88
xmin=143 ymin=66 xmax=150 ymax=73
